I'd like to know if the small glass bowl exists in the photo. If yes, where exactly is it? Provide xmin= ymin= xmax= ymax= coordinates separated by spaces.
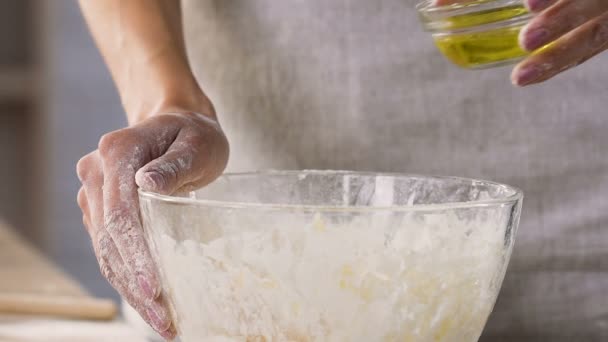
xmin=417 ymin=0 xmax=532 ymax=69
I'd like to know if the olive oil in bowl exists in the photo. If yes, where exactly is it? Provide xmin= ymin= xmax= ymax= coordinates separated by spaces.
xmin=417 ymin=0 xmax=532 ymax=69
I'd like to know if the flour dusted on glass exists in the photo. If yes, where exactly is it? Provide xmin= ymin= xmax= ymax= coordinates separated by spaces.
xmin=155 ymin=211 xmax=509 ymax=342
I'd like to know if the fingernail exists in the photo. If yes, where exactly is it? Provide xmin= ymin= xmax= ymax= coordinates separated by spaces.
xmin=138 ymin=275 xmax=157 ymax=299
xmin=160 ymin=325 xmax=177 ymax=340
xmin=513 ymin=66 xmax=542 ymax=86
xmin=142 ymin=171 xmax=165 ymax=191
xmin=146 ymin=306 xmax=170 ymax=332
xmin=526 ymin=0 xmax=551 ymax=11
xmin=523 ymin=28 xmax=550 ymax=51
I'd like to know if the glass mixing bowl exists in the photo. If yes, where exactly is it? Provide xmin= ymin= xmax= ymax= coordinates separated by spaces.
xmin=139 ymin=171 xmax=523 ymax=342
xmin=417 ymin=0 xmax=533 ymax=69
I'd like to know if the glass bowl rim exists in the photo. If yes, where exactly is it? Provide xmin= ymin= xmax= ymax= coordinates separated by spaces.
xmin=416 ymin=0 xmax=531 ymax=33
xmin=138 ymin=170 xmax=523 ymax=212
xmin=416 ymin=0 xmax=525 ymax=15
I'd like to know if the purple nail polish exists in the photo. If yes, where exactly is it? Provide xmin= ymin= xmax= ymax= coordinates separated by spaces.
xmin=524 ymin=28 xmax=550 ymax=51
xmin=527 ymin=0 xmax=551 ymax=11
xmin=146 ymin=308 xmax=165 ymax=331
xmin=138 ymin=275 xmax=156 ymax=298
xmin=515 ymin=66 xmax=542 ymax=86
xmin=146 ymin=307 xmax=168 ymax=332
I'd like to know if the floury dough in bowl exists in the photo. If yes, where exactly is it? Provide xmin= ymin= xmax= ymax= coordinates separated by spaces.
xmin=155 ymin=212 xmax=510 ymax=342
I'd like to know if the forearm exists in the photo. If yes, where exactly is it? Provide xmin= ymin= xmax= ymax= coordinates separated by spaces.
xmin=79 ymin=0 xmax=213 ymax=124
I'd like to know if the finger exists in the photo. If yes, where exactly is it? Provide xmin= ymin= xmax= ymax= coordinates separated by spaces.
xmin=94 ymin=230 xmax=172 ymax=334
xmin=78 ymin=152 xmax=106 ymax=238
xmin=520 ymin=0 xmax=608 ymax=51
xmin=77 ymin=187 xmax=88 ymax=214
xmin=159 ymin=324 xmax=177 ymax=340
xmin=512 ymin=12 xmax=608 ymax=86
xmin=525 ymin=0 xmax=558 ymax=13
xmin=135 ymin=130 xmax=220 ymax=195
xmin=98 ymin=130 xmax=160 ymax=301
xmin=79 ymin=152 xmax=125 ymax=289
xmin=78 ymin=188 xmax=95 ymax=235
xmin=80 ymin=152 xmax=173 ymax=336
xmin=77 ymin=187 xmax=92 ymax=233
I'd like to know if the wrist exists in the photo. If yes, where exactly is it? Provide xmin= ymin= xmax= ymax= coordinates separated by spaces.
xmin=124 ymin=78 xmax=215 ymax=125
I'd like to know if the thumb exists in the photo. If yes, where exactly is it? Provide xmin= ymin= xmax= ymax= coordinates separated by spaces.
xmin=135 ymin=136 xmax=227 ymax=195
xmin=135 ymin=148 xmax=197 ymax=195
xmin=136 ymin=123 xmax=229 ymax=195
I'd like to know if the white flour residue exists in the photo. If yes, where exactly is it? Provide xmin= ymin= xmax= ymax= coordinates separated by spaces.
xmin=155 ymin=212 xmax=509 ymax=342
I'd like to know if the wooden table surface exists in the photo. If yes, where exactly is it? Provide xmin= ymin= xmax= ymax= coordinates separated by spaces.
xmin=0 ymin=220 xmax=150 ymax=341
xmin=0 ymin=220 xmax=88 ymax=298
xmin=0 ymin=219 xmax=118 ymax=320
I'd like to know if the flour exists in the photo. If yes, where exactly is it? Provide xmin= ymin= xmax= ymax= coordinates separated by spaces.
xmin=153 ymin=210 xmax=510 ymax=342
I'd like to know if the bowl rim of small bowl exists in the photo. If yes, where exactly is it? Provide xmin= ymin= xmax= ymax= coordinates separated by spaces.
xmin=416 ymin=0 xmax=525 ymax=14
xmin=416 ymin=0 xmax=531 ymax=33
xmin=138 ymin=170 xmax=523 ymax=212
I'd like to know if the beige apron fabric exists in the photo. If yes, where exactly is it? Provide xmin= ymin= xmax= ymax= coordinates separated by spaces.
xmin=183 ymin=0 xmax=608 ymax=340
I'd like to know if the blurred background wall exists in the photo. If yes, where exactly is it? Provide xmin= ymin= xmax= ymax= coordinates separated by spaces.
xmin=0 ymin=0 xmax=36 ymax=244
xmin=0 ymin=0 xmax=121 ymax=299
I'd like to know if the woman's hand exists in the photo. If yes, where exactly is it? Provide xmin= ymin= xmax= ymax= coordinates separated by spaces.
xmin=512 ymin=0 xmax=608 ymax=86
xmin=77 ymin=111 xmax=229 ymax=339
xmin=78 ymin=0 xmax=230 ymax=338
xmin=434 ymin=0 xmax=608 ymax=86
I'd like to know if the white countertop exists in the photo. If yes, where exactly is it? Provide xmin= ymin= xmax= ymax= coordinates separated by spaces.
xmin=0 ymin=317 xmax=148 ymax=342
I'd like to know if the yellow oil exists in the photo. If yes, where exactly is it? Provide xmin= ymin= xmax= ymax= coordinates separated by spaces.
xmin=433 ymin=4 xmax=530 ymax=68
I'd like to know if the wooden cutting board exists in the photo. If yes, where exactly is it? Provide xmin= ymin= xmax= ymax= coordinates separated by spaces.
xmin=0 ymin=220 xmax=117 ymax=320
